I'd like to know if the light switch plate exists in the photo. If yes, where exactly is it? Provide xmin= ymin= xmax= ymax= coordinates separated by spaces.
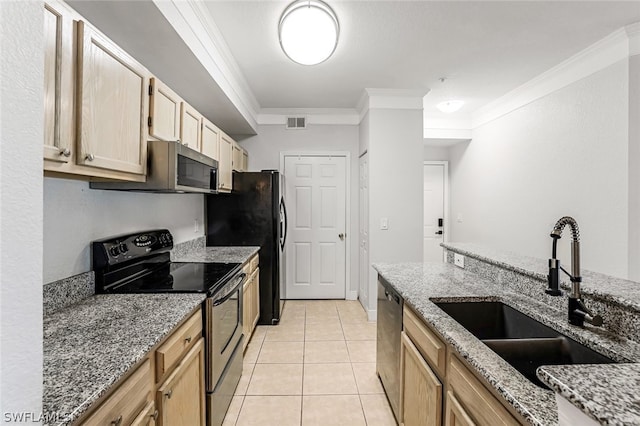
xmin=380 ymin=218 xmax=389 ymax=230
xmin=454 ymin=253 xmax=465 ymax=268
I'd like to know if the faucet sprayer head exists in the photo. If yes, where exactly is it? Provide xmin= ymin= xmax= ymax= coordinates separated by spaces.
xmin=551 ymin=216 xmax=580 ymax=242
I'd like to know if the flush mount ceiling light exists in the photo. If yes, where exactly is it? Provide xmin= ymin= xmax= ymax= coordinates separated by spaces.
xmin=436 ymin=100 xmax=465 ymax=114
xmin=279 ymin=0 xmax=339 ymax=66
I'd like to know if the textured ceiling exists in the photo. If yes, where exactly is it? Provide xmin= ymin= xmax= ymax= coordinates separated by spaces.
xmin=205 ymin=1 xmax=640 ymax=116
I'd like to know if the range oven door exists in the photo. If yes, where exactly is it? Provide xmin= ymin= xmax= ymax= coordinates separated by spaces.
xmin=205 ymin=272 xmax=246 ymax=392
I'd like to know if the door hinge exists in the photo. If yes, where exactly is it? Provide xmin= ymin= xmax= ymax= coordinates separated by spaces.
xmin=148 ymin=84 xmax=153 ymax=96
xmin=148 ymin=116 xmax=152 ymax=127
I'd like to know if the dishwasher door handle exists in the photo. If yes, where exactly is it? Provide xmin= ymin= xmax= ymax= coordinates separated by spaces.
xmin=384 ymin=289 xmax=400 ymax=304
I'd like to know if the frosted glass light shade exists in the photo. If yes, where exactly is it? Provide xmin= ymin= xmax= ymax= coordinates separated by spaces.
xmin=279 ymin=0 xmax=339 ymax=66
xmin=436 ymin=100 xmax=465 ymax=113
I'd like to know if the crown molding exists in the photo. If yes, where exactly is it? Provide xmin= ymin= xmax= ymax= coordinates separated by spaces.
xmin=423 ymin=116 xmax=472 ymax=140
xmin=257 ymin=108 xmax=360 ymax=126
xmin=357 ymin=88 xmax=429 ymax=122
xmin=152 ymin=0 xmax=260 ymax=130
xmin=473 ymin=24 xmax=637 ymax=129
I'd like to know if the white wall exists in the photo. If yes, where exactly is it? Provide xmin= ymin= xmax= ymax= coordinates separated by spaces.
xmin=43 ymin=178 xmax=204 ymax=283
xmin=449 ymin=59 xmax=630 ymax=278
xmin=0 ymin=0 xmax=44 ymax=418
xmin=628 ymin=54 xmax=640 ymax=280
xmin=366 ymin=108 xmax=424 ymax=314
xmin=423 ymin=145 xmax=450 ymax=161
xmin=240 ymin=124 xmax=360 ymax=295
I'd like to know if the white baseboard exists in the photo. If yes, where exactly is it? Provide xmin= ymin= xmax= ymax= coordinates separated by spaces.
xmin=367 ymin=308 xmax=377 ymax=322
xmin=346 ymin=290 xmax=358 ymax=300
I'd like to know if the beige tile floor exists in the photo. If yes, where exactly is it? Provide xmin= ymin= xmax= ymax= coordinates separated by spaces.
xmin=223 ymin=300 xmax=397 ymax=426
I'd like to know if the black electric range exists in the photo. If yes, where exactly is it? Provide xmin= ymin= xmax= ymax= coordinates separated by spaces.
xmin=92 ymin=229 xmax=241 ymax=296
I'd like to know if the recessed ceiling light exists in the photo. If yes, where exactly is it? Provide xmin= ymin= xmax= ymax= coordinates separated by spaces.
xmin=279 ymin=0 xmax=339 ymax=66
xmin=436 ymin=100 xmax=465 ymax=113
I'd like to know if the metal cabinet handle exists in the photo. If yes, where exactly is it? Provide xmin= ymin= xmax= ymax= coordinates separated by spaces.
xmin=338 ymin=233 xmax=345 ymax=240
xmin=110 ymin=415 xmax=122 ymax=426
xmin=60 ymin=148 xmax=71 ymax=157
xmin=184 ymin=336 xmax=192 ymax=343
xmin=165 ymin=389 xmax=173 ymax=399
xmin=151 ymin=410 xmax=159 ymax=421
xmin=85 ymin=154 xmax=95 ymax=161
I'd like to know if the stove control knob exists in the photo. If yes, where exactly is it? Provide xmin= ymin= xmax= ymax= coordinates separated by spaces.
xmin=109 ymin=246 xmax=120 ymax=257
xmin=119 ymin=243 xmax=128 ymax=253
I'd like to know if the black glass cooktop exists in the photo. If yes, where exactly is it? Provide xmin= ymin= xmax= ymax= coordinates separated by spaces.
xmin=107 ymin=261 xmax=241 ymax=296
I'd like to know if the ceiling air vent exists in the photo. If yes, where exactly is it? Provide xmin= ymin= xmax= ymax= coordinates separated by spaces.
xmin=286 ymin=116 xmax=306 ymax=130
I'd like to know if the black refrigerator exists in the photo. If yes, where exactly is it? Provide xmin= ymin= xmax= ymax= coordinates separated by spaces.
xmin=205 ymin=170 xmax=287 ymax=325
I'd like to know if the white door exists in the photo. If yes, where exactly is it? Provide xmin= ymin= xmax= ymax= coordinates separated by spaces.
xmin=424 ymin=163 xmax=445 ymax=262
xmin=284 ymin=155 xmax=347 ymax=299
xmin=359 ymin=154 xmax=369 ymax=309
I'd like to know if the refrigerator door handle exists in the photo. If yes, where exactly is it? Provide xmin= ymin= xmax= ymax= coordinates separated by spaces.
xmin=280 ymin=198 xmax=288 ymax=250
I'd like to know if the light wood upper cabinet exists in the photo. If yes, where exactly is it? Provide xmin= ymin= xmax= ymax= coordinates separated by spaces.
xmin=241 ymin=149 xmax=249 ymax=171
xmin=201 ymin=118 xmax=220 ymax=161
xmin=149 ymin=77 xmax=182 ymax=142
xmin=400 ymin=331 xmax=442 ymax=426
xmin=44 ymin=0 xmax=74 ymax=163
xmin=218 ymin=132 xmax=234 ymax=192
xmin=180 ymin=102 xmax=202 ymax=152
xmin=232 ymin=142 xmax=243 ymax=172
xmin=156 ymin=339 xmax=206 ymax=426
xmin=76 ymin=20 xmax=149 ymax=175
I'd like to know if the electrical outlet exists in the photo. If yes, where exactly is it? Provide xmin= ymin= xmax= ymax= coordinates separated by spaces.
xmin=457 ymin=213 xmax=463 ymax=223
xmin=194 ymin=219 xmax=199 ymax=233
xmin=454 ymin=253 xmax=465 ymax=268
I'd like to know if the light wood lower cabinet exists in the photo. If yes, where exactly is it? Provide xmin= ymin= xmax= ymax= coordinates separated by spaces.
xmin=243 ymin=255 xmax=260 ymax=351
xmin=156 ymin=339 xmax=206 ymax=426
xmin=445 ymin=391 xmax=476 ymax=426
xmin=131 ymin=401 xmax=158 ymax=426
xmin=400 ymin=331 xmax=442 ymax=426
xmin=400 ymin=305 xmax=523 ymax=426
xmin=81 ymin=358 xmax=153 ymax=426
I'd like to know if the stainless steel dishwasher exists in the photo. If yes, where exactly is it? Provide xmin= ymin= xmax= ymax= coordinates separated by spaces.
xmin=376 ymin=276 xmax=403 ymax=423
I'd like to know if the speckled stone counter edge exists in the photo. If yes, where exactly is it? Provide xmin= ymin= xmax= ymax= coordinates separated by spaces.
xmin=443 ymin=243 xmax=640 ymax=342
xmin=43 ymin=272 xmax=94 ymax=315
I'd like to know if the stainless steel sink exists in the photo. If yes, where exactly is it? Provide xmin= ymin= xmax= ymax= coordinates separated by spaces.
xmin=433 ymin=301 xmax=617 ymax=388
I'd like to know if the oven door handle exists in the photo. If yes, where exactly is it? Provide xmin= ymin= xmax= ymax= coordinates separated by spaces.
xmin=212 ymin=272 xmax=247 ymax=306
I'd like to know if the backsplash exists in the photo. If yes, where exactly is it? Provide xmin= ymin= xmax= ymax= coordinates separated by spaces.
xmin=170 ymin=236 xmax=206 ymax=260
xmin=43 ymin=272 xmax=94 ymax=315
xmin=443 ymin=243 xmax=640 ymax=342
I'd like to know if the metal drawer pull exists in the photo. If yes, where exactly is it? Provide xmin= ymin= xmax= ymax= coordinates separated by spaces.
xmin=110 ymin=415 xmax=122 ymax=426
xmin=165 ymin=389 xmax=173 ymax=399
xmin=184 ymin=336 xmax=192 ymax=343
xmin=151 ymin=410 xmax=159 ymax=420
xmin=60 ymin=148 xmax=71 ymax=157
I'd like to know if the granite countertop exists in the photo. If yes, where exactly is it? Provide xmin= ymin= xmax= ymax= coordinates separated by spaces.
xmin=537 ymin=364 xmax=640 ymax=425
xmin=171 ymin=246 xmax=260 ymax=264
xmin=43 ymin=293 xmax=206 ymax=426
xmin=373 ymin=262 xmax=640 ymax=426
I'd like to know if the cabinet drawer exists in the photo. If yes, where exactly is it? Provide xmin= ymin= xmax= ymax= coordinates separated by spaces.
xmin=448 ymin=356 xmax=519 ymax=426
xmin=249 ymin=255 xmax=259 ymax=273
xmin=81 ymin=358 xmax=152 ymax=425
xmin=403 ymin=305 xmax=446 ymax=376
xmin=156 ymin=309 xmax=202 ymax=381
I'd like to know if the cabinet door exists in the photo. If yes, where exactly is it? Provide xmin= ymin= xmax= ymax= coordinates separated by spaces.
xmin=149 ymin=77 xmax=181 ymax=142
xmin=232 ymin=143 xmax=242 ymax=172
xmin=44 ymin=0 xmax=74 ymax=163
xmin=241 ymin=150 xmax=249 ymax=172
xmin=157 ymin=339 xmax=205 ymax=426
xmin=251 ymin=268 xmax=260 ymax=330
xmin=218 ymin=133 xmax=233 ymax=192
xmin=201 ymin=118 xmax=220 ymax=161
xmin=180 ymin=102 xmax=202 ymax=152
xmin=131 ymin=401 xmax=158 ymax=426
xmin=76 ymin=21 xmax=148 ymax=175
xmin=400 ymin=332 xmax=442 ymax=426
xmin=243 ymin=280 xmax=251 ymax=351
xmin=445 ymin=392 xmax=476 ymax=426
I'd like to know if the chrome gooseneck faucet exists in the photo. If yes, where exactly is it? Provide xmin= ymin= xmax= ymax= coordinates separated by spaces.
xmin=547 ymin=216 xmax=603 ymax=327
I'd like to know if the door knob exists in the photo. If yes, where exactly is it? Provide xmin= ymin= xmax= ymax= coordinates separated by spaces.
xmin=435 ymin=230 xmax=443 ymax=235
xmin=338 ymin=233 xmax=345 ymax=240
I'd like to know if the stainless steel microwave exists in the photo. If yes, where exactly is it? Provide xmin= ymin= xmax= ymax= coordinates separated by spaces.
xmin=91 ymin=140 xmax=218 ymax=194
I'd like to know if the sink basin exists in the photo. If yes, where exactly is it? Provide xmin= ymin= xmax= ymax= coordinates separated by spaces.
xmin=434 ymin=301 xmax=617 ymax=388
